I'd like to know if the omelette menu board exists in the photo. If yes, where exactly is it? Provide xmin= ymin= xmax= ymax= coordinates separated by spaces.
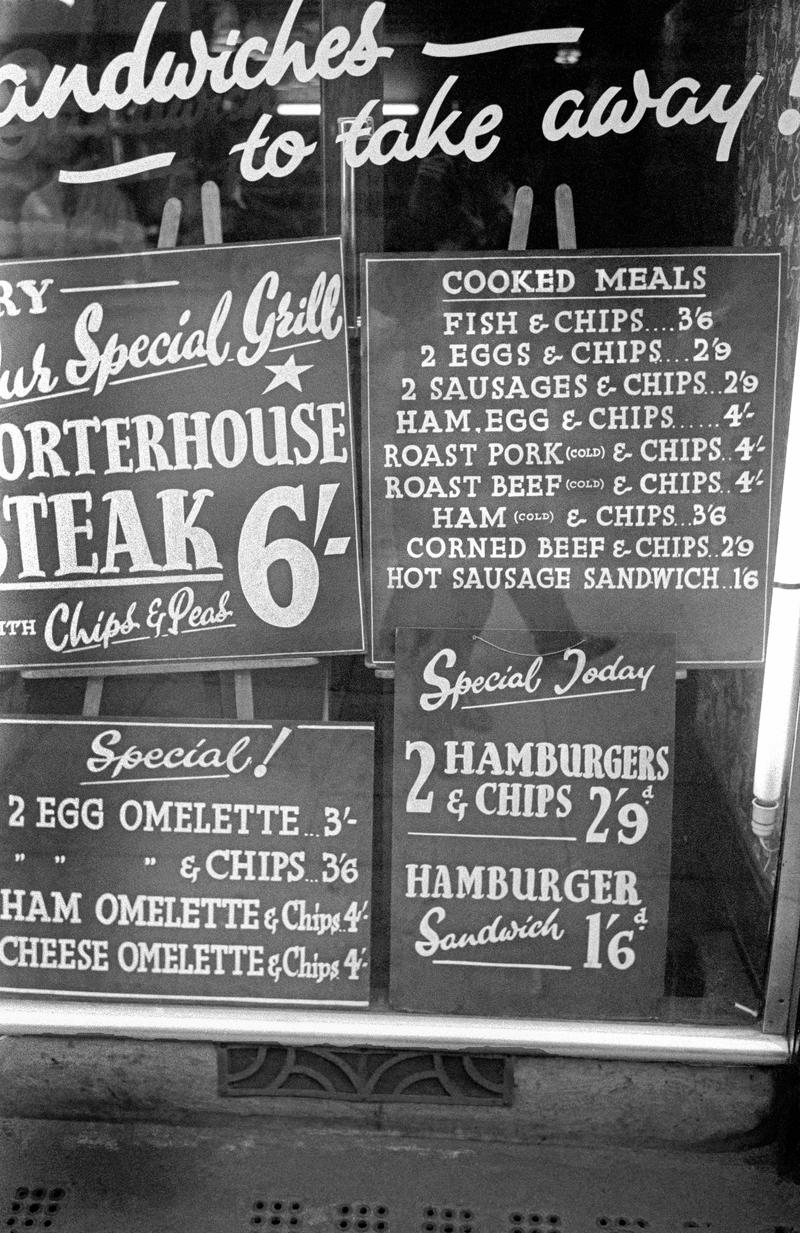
xmin=390 ymin=628 xmax=675 ymax=1020
xmin=363 ymin=251 xmax=782 ymax=667
xmin=0 ymin=718 xmax=373 ymax=1005
xmin=0 ymin=237 xmax=364 ymax=669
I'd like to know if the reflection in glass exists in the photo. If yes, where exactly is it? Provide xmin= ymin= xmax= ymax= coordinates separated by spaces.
xmin=0 ymin=0 xmax=324 ymax=257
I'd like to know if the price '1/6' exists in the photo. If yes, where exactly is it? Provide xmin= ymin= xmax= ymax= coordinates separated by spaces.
xmin=237 ymin=482 xmax=350 ymax=627
xmin=584 ymin=912 xmax=636 ymax=970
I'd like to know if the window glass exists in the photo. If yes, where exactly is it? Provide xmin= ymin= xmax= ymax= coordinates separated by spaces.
xmin=0 ymin=0 xmax=793 ymax=1031
xmin=0 ymin=0 xmax=323 ymax=258
xmin=367 ymin=0 xmax=779 ymax=1027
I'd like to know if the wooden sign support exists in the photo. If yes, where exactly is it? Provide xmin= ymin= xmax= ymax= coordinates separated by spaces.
xmin=20 ymin=181 xmax=332 ymax=724
xmin=555 ymin=183 xmax=576 ymax=249
xmin=508 ymin=184 xmax=534 ymax=250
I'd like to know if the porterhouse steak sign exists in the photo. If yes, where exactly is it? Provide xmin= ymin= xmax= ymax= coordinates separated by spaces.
xmin=0 ymin=237 xmax=364 ymax=668
xmin=390 ymin=628 xmax=675 ymax=1019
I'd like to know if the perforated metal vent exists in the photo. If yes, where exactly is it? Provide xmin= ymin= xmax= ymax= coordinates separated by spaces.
xmin=249 ymin=1198 xmax=303 ymax=1229
xmin=595 ymin=1218 xmax=650 ymax=1230
xmin=422 ymin=1204 xmax=475 ymax=1233
xmin=3 ymin=1188 xmax=67 ymax=1231
xmin=508 ymin=1214 xmax=562 ymax=1231
xmin=334 ymin=1201 xmax=389 ymax=1231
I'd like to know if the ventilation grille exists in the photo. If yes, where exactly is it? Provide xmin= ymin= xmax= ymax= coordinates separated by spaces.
xmin=219 ymin=1045 xmax=511 ymax=1104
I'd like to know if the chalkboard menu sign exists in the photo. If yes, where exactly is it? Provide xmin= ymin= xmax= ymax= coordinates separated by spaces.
xmin=390 ymin=628 xmax=675 ymax=1020
xmin=0 ymin=237 xmax=364 ymax=669
xmin=0 ymin=718 xmax=373 ymax=1005
xmin=363 ymin=251 xmax=782 ymax=666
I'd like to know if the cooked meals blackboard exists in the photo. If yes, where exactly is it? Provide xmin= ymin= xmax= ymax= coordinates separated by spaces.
xmin=363 ymin=251 xmax=781 ymax=666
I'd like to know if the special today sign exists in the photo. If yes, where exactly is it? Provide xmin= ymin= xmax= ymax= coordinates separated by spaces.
xmin=390 ymin=628 xmax=675 ymax=1020
xmin=0 ymin=236 xmax=364 ymax=668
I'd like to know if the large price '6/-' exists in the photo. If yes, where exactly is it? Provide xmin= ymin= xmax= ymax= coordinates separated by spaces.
xmin=237 ymin=482 xmax=350 ymax=627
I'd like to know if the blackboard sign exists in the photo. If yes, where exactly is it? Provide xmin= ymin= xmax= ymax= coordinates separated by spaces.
xmin=363 ymin=251 xmax=782 ymax=666
xmin=0 ymin=717 xmax=373 ymax=1005
xmin=390 ymin=628 xmax=674 ymax=1019
xmin=0 ymin=237 xmax=364 ymax=669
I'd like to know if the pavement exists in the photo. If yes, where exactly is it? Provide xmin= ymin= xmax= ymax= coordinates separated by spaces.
xmin=1 ymin=1117 xmax=799 ymax=1233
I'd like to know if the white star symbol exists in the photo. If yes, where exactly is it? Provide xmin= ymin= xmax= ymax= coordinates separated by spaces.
xmin=263 ymin=352 xmax=314 ymax=393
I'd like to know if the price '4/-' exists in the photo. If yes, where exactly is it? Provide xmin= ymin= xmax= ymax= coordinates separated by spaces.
xmin=724 ymin=401 xmax=753 ymax=428
xmin=344 ymin=946 xmax=368 ymax=980
xmin=734 ymin=468 xmax=765 ymax=494
xmin=734 ymin=434 xmax=765 ymax=462
xmin=343 ymin=900 xmax=369 ymax=931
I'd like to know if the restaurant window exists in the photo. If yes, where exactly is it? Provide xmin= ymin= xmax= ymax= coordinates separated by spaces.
xmin=0 ymin=0 xmax=798 ymax=1053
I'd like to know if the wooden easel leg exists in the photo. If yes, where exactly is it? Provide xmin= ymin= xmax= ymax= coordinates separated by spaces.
xmin=202 ymin=181 xmax=223 ymax=244
xmin=321 ymin=659 xmax=332 ymax=721
xmin=82 ymin=677 xmax=104 ymax=717
xmin=158 ymin=197 xmax=182 ymax=249
xmin=233 ymin=670 xmax=254 ymax=721
xmin=219 ymin=672 xmax=234 ymax=717
xmin=555 ymin=184 xmax=577 ymax=249
xmin=509 ymin=185 xmax=533 ymax=250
